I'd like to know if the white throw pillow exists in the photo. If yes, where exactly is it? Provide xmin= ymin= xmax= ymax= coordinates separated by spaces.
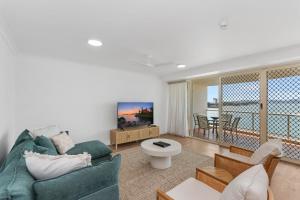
xmin=30 ymin=125 xmax=61 ymax=138
xmin=24 ymin=151 xmax=91 ymax=180
xmin=220 ymin=164 xmax=269 ymax=200
xmin=250 ymin=139 xmax=282 ymax=164
xmin=51 ymin=132 xmax=75 ymax=154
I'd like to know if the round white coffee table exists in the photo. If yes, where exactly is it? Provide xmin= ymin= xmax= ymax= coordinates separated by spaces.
xmin=141 ymin=138 xmax=182 ymax=169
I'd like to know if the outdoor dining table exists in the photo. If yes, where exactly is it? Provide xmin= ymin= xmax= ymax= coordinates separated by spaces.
xmin=210 ymin=117 xmax=219 ymax=135
xmin=210 ymin=117 xmax=230 ymax=136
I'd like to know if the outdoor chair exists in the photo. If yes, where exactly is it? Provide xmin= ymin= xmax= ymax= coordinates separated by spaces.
xmin=220 ymin=114 xmax=232 ymax=129
xmin=196 ymin=115 xmax=212 ymax=135
xmin=192 ymin=113 xmax=199 ymax=134
xmin=214 ymin=139 xmax=282 ymax=183
xmin=224 ymin=117 xmax=241 ymax=142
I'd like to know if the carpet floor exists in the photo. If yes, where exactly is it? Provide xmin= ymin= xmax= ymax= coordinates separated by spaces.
xmin=117 ymin=146 xmax=213 ymax=200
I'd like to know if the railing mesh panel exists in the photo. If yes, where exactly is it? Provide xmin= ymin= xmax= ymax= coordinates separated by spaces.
xmin=267 ymin=67 xmax=300 ymax=160
xmin=220 ymin=73 xmax=261 ymax=150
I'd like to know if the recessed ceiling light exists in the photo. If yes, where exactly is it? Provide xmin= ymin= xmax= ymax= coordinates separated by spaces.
xmin=177 ymin=64 xmax=186 ymax=69
xmin=219 ymin=18 xmax=229 ymax=30
xmin=88 ymin=39 xmax=103 ymax=47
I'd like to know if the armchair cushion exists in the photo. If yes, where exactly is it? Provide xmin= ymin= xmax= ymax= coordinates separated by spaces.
xmin=33 ymin=154 xmax=121 ymax=200
xmin=66 ymin=140 xmax=112 ymax=159
xmin=220 ymin=164 xmax=268 ymax=200
xmin=250 ymin=139 xmax=282 ymax=164
xmin=166 ymin=177 xmax=221 ymax=200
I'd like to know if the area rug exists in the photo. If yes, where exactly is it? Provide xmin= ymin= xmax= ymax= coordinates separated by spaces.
xmin=117 ymin=146 xmax=213 ymax=200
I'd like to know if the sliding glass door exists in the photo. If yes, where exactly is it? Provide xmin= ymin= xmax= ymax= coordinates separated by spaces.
xmin=220 ymin=73 xmax=261 ymax=150
xmin=218 ymin=65 xmax=300 ymax=163
xmin=267 ymin=67 xmax=300 ymax=160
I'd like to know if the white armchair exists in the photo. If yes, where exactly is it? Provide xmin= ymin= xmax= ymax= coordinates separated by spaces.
xmin=157 ymin=165 xmax=274 ymax=200
xmin=215 ymin=139 xmax=283 ymax=182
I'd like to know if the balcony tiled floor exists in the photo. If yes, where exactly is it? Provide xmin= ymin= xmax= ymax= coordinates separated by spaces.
xmin=191 ymin=128 xmax=300 ymax=160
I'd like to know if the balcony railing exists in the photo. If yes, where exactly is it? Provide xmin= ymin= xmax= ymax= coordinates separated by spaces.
xmin=206 ymin=108 xmax=300 ymax=143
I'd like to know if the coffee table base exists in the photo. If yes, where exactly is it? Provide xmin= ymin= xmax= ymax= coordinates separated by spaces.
xmin=150 ymin=156 xmax=171 ymax=169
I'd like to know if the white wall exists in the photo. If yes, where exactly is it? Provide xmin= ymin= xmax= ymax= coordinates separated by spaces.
xmin=15 ymin=55 xmax=168 ymax=145
xmin=0 ymin=21 xmax=16 ymax=163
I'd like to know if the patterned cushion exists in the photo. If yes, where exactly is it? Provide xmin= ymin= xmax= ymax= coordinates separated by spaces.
xmin=51 ymin=132 xmax=75 ymax=154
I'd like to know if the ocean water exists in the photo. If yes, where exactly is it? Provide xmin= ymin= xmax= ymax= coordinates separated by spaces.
xmin=207 ymin=103 xmax=300 ymax=139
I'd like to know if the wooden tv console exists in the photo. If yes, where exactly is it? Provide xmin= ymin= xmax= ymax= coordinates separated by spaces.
xmin=110 ymin=126 xmax=159 ymax=150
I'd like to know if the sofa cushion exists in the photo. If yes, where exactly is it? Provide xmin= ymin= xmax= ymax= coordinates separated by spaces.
xmin=51 ymin=132 xmax=75 ymax=154
xmin=66 ymin=140 xmax=112 ymax=159
xmin=220 ymin=164 xmax=269 ymax=200
xmin=91 ymin=155 xmax=112 ymax=166
xmin=35 ymin=136 xmax=58 ymax=155
xmin=5 ymin=139 xmax=35 ymax=167
xmin=167 ymin=177 xmax=221 ymax=200
xmin=13 ymin=129 xmax=33 ymax=148
xmin=24 ymin=151 xmax=92 ymax=180
xmin=250 ymin=139 xmax=282 ymax=164
xmin=33 ymin=155 xmax=121 ymax=200
xmin=0 ymin=140 xmax=50 ymax=200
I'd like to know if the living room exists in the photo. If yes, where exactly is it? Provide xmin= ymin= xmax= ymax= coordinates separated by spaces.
xmin=0 ymin=1 xmax=299 ymax=200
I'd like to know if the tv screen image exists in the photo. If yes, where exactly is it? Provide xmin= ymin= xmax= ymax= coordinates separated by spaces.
xmin=117 ymin=102 xmax=153 ymax=129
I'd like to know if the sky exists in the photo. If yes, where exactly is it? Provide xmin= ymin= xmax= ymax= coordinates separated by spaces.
xmin=207 ymin=85 xmax=218 ymax=102
xmin=207 ymin=75 xmax=299 ymax=103
xmin=118 ymin=102 xmax=153 ymax=115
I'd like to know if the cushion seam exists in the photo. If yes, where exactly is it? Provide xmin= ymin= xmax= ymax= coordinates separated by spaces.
xmin=244 ymin=166 xmax=262 ymax=199
xmin=77 ymin=183 xmax=118 ymax=199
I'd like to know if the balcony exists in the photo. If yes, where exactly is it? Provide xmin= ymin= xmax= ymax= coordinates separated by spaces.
xmin=191 ymin=109 xmax=300 ymax=160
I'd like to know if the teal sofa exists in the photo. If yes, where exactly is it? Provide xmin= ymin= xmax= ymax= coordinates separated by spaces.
xmin=0 ymin=130 xmax=121 ymax=200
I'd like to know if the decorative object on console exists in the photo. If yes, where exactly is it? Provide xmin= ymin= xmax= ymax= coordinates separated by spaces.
xmin=24 ymin=151 xmax=92 ymax=180
xmin=51 ymin=132 xmax=75 ymax=154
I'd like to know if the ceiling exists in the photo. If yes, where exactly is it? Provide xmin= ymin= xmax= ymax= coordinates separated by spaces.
xmin=1 ymin=0 xmax=300 ymax=79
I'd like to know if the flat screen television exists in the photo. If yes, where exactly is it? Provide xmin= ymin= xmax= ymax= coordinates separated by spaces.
xmin=117 ymin=102 xmax=154 ymax=129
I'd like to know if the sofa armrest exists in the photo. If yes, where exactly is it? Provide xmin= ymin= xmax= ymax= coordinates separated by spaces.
xmin=229 ymin=146 xmax=254 ymax=157
xmin=214 ymin=153 xmax=253 ymax=177
xmin=33 ymin=154 xmax=121 ymax=200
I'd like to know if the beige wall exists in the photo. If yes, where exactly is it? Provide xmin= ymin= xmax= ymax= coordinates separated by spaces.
xmin=189 ymin=77 xmax=218 ymax=129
